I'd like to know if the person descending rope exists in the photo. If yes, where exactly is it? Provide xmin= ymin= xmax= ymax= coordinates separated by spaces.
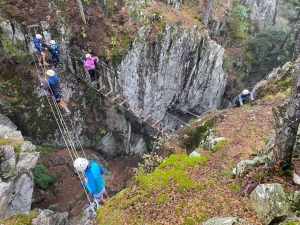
xmin=48 ymin=40 xmax=61 ymax=71
xmin=41 ymin=70 xmax=71 ymax=116
xmin=33 ymin=34 xmax=50 ymax=67
xmin=74 ymin=158 xmax=109 ymax=205
xmin=233 ymin=89 xmax=254 ymax=108
xmin=84 ymin=54 xmax=99 ymax=86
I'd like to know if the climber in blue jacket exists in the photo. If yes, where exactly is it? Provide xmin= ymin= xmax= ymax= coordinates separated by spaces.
xmin=33 ymin=34 xmax=50 ymax=67
xmin=74 ymin=158 xmax=109 ymax=205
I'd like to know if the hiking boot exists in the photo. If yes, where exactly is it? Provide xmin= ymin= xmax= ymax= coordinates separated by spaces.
xmin=43 ymin=62 xmax=51 ymax=66
xmin=52 ymin=67 xmax=58 ymax=71
xmin=63 ymin=111 xmax=71 ymax=116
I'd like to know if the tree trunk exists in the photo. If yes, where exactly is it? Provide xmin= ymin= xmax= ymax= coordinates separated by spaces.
xmin=76 ymin=0 xmax=87 ymax=25
xmin=267 ymin=59 xmax=300 ymax=172
xmin=203 ymin=0 xmax=215 ymax=27
xmin=293 ymin=31 xmax=300 ymax=61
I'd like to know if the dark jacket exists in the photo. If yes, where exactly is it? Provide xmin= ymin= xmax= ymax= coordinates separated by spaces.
xmin=48 ymin=45 xmax=60 ymax=59
xmin=33 ymin=38 xmax=47 ymax=53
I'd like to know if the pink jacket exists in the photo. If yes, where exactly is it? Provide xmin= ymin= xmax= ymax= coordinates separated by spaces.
xmin=84 ymin=56 xmax=99 ymax=70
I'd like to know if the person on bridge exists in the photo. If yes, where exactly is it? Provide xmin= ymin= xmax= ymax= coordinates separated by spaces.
xmin=233 ymin=89 xmax=254 ymax=108
xmin=74 ymin=158 xmax=109 ymax=205
xmin=41 ymin=70 xmax=71 ymax=116
xmin=84 ymin=54 xmax=99 ymax=86
xmin=48 ymin=40 xmax=61 ymax=71
xmin=33 ymin=34 xmax=50 ymax=67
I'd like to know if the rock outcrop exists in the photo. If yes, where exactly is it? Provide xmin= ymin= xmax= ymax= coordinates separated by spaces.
xmin=250 ymin=183 xmax=289 ymax=225
xmin=241 ymin=0 xmax=276 ymax=32
xmin=0 ymin=115 xmax=39 ymax=220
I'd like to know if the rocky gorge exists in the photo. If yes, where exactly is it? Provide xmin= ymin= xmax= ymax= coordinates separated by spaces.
xmin=0 ymin=0 xmax=300 ymax=224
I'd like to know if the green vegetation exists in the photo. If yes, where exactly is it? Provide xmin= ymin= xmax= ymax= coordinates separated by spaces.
xmin=181 ymin=117 xmax=216 ymax=153
xmin=83 ymin=0 xmax=91 ymax=5
xmin=247 ymin=27 xmax=294 ymax=84
xmin=1 ymin=35 xmax=29 ymax=63
xmin=212 ymin=139 xmax=228 ymax=152
xmin=97 ymin=154 xmax=209 ymax=224
xmin=0 ymin=211 xmax=38 ymax=225
xmin=81 ymin=28 xmax=87 ymax=38
xmin=253 ymin=173 xmax=267 ymax=180
xmin=95 ymin=129 xmax=107 ymax=141
xmin=33 ymin=163 xmax=55 ymax=189
xmin=36 ymin=145 xmax=58 ymax=156
xmin=48 ymin=204 xmax=58 ymax=212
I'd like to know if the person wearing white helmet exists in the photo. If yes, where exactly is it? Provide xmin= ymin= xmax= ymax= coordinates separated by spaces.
xmin=233 ymin=89 xmax=254 ymax=107
xmin=33 ymin=34 xmax=50 ymax=67
xmin=48 ymin=40 xmax=61 ymax=71
xmin=41 ymin=70 xmax=71 ymax=116
xmin=84 ymin=54 xmax=99 ymax=86
xmin=74 ymin=158 xmax=109 ymax=205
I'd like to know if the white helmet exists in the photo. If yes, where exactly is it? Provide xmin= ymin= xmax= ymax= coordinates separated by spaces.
xmin=46 ymin=70 xmax=55 ymax=77
xmin=85 ymin=54 xmax=91 ymax=59
xmin=242 ymin=89 xmax=249 ymax=95
xmin=36 ymin=34 xmax=43 ymax=39
xmin=50 ymin=40 xmax=56 ymax=45
xmin=74 ymin=158 xmax=89 ymax=172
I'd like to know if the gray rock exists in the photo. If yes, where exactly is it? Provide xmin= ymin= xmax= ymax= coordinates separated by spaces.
xmin=16 ymin=152 xmax=40 ymax=173
xmin=203 ymin=217 xmax=253 ymax=225
xmin=53 ymin=156 xmax=66 ymax=166
xmin=250 ymin=183 xmax=289 ymax=225
xmin=0 ymin=145 xmax=16 ymax=178
xmin=189 ymin=151 xmax=201 ymax=157
xmin=261 ymin=134 xmax=275 ymax=155
xmin=0 ymin=173 xmax=34 ymax=220
xmin=241 ymin=0 xmax=276 ymax=32
xmin=20 ymin=141 xmax=36 ymax=152
xmin=236 ymin=154 xmax=272 ymax=177
xmin=0 ymin=117 xmax=39 ymax=220
xmin=31 ymin=209 xmax=69 ymax=225
xmin=0 ymin=20 xmax=25 ymax=42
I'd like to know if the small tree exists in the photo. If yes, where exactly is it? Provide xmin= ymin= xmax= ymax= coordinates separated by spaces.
xmin=267 ymin=59 xmax=300 ymax=173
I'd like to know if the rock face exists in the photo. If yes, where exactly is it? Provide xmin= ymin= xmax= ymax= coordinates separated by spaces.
xmin=118 ymin=25 xmax=227 ymax=128
xmin=250 ymin=183 xmax=289 ymax=225
xmin=241 ymin=0 xmax=276 ymax=32
xmin=0 ymin=115 xmax=39 ymax=220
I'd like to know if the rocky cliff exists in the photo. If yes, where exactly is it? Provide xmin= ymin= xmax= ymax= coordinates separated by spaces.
xmin=0 ymin=115 xmax=39 ymax=220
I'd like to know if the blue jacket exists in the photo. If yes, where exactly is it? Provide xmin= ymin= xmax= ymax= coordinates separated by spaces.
xmin=85 ymin=162 xmax=105 ymax=195
xmin=238 ymin=92 xmax=254 ymax=106
xmin=48 ymin=76 xmax=61 ymax=96
xmin=48 ymin=45 xmax=60 ymax=58
xmin=33 ymin=38 xmax=47 ymax=53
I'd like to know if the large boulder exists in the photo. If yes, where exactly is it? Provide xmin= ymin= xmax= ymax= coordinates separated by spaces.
xmin=250 ymin=183 xmax=289 ymax=224
xmin=203 ymin=217 xmax=253 ymax=225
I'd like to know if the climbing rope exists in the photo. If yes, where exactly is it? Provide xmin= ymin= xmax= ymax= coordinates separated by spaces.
xmin=25 ymin=31 xmax=98 ymax=223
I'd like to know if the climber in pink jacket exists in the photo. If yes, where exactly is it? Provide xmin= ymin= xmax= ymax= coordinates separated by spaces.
xmin=84 ymin=54 xmax=99 ymax=85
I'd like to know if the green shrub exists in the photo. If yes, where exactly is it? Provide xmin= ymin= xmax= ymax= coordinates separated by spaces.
xmin=33 ymin=163 xmax=55 ymax=189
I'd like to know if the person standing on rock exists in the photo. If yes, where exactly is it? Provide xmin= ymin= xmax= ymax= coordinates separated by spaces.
xmin=74 ymin=158 xmax=109 ymax=205
xmin=84 ymin=54 xmax=99 ymax=86
xmin=233 ymin=89 xmax=254 ymax=108
xmin=40 ymin=70 xmax=71 ymax=116
xmin=33 ymin=34 xmax=50 ymax=67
